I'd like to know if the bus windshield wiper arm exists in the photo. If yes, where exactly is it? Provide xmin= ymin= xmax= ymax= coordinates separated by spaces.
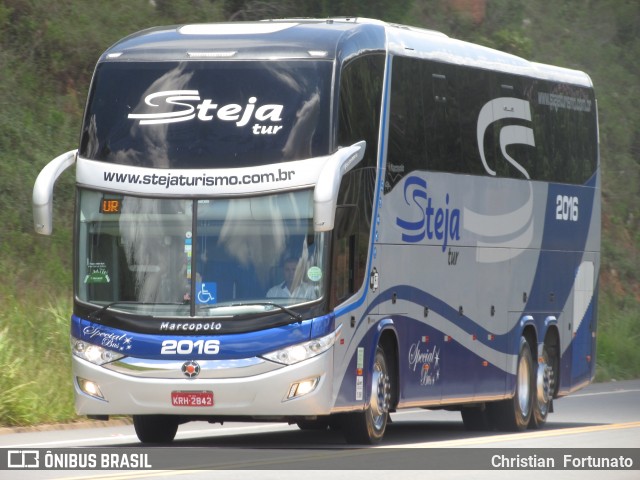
xmin=88 ymin=301 xmax=187 ymax=321
xmin=231 ymin=302 xmax=303 ymax=321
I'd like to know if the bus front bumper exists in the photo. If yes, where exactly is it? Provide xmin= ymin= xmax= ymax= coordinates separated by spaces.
xmin=72 ymin=351 xmax=334 ymax=417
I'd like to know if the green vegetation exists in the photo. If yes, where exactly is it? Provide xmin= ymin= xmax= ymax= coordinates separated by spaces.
xmin=0 ymin=298 xmax=74 ymax=424
xmin=0 ymin=0 xmax=638 ymax=426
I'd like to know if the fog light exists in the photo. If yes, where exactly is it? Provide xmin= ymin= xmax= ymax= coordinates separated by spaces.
xmin=287 ymin=377 xmax=319 ymax=400
xmin=77 ymin=377 xmax=105 ymax=400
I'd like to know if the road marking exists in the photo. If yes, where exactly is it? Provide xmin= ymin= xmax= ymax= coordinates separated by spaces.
xmin=382 ymin=421 xmax=640 ymax=448
xmin=572 ymin=388 xmax=640 ymax=398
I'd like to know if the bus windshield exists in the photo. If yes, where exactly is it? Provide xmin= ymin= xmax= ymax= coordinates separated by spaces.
xmin=77 ymin=189 xmax=327 ymax=318
xmin=79 ymin=60 xmax=333 ymax=168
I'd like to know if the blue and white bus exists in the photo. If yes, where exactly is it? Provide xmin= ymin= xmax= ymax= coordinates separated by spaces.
xmin=33 ymin=18 xmax=600 ymax=444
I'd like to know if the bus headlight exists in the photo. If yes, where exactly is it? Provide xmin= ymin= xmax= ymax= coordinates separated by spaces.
xmin=261 ymin=328 xmax=339 ymax=366
xmin=72 ymin=337 xmax=125 ymax=365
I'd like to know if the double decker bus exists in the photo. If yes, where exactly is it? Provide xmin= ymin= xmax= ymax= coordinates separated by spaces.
xmin=33 ymin=18 xmax=600 ymax=444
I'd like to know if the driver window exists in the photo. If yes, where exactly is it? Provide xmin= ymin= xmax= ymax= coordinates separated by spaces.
xmin=330 ymin=205 xmax=358 ymax=308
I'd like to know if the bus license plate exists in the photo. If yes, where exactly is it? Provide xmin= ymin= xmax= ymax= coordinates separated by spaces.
xmin=171 ymin=391 xmax=214 ymax=407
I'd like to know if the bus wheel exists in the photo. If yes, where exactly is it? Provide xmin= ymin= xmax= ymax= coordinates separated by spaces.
xmin=133 ymin=415 xmax=179 ymax=443
xmin=342 ymin=347 xmax=391 ymax=444
xmin=489 ymin=336 xmax=534 ymax=431
xmin=530 ymin=344 xmax=553 ymax=429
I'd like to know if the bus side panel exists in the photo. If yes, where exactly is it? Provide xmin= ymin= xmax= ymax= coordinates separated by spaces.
xmin=376 ymin=173 xmax=539 ymax=405
xmin=391 ymin=315 xmax=444 ymax=405
xmin=331 ymin=314 xmax=384 ymax=411
xmin=565 ymin=254 xmax=599 ymax=393
xmin=532 ymin=182 xmax=599 ymax=395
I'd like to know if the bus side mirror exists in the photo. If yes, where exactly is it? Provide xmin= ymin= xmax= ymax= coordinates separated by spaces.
xmin=32 ymin=150 xmax=77 ymax=235
xmin=313 ymin=141 xmax=365 ymax=232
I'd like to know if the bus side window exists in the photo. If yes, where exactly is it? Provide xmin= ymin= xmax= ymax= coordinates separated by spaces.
xmin=330 ymin=205 xmax=358 ymax=308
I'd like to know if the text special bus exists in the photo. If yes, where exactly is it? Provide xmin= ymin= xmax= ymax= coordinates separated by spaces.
xmin=33 ymin=18 xmax=600 ymax=444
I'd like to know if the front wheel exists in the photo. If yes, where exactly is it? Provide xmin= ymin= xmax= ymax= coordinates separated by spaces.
xmin=342 ymin=347 xmax=391 ymax=444
xmin=133 ymin=415 xmax=179 ymax=443
xmin=488 ymin=336 xmax=534 ymax=431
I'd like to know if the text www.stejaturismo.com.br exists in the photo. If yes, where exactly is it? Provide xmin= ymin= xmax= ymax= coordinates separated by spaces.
xmin=102 ymin=168 xmax=295 ymax=189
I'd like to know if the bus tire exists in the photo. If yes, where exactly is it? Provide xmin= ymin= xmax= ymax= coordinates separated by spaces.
xmin=529 ymin=344 xmax=553 ymax=429
xmin=341 ymin=347 xmax=391 ymax=444
xmin=488 ymin=336 xmax=534 ymax=431
xmin=133 ymin=415 xmax=179 ymax=443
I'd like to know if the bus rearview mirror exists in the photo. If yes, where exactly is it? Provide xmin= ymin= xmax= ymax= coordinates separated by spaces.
xmin=32 ymin=150 xmax=77 ymax=235
xmin=313 ymin=141 xmax=366 ymax=232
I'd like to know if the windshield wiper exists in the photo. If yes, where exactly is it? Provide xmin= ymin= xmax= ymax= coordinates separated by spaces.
xmin=88 ymin=301 xmax=187 ymax=321
xmin=231 ymin=302 xmax=303 ymax=321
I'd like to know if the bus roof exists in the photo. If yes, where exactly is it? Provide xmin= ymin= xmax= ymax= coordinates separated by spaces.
xmin=101 ymin=17 xmax=592 ymax=88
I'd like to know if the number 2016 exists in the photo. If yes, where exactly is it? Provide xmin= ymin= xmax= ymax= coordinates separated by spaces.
xmin=161 ymin=339 xmax=220 ymax=355
xmin=556 ymin=195 xmax=579 ymax=222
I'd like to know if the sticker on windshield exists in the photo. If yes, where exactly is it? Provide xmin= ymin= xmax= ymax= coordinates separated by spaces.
xmin=307 ymin=266 xmax=323 ymax=282
xmin=85 ymin=262 xmax=111 ymax=284
xmin=196 ymin=282 xmax=217 ymax=305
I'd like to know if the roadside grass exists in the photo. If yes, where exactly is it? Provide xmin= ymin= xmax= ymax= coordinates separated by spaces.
xmin=0 ymin=296 xmax=75 ymax=426
xmin=595 ymin=292 xmax=640 ymax=382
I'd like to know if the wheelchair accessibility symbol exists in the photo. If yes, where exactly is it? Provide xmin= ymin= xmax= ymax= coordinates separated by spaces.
xmin=196 ymin=282 xmax=217 ymax=305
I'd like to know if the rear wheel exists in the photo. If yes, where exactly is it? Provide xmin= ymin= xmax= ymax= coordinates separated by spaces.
xmin=133 ymin=415 xmax=179 ymax=443
xmin=529 ymin=344 xmax=554 ymax=429
xmin=488 ymin=336 xmax=534 ymax=431
xmin=342 ymin=347 xmax=391 ymax=444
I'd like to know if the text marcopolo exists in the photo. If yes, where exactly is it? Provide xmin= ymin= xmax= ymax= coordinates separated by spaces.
xmin=160 ymin=321 xmax=222 ymax=332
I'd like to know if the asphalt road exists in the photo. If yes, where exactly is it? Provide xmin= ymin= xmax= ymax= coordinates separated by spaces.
xmin=1 ymin=379 xmax=639 ymax=479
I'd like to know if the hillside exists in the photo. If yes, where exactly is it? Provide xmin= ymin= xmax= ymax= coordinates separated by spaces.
xmin=0 ymin=0 xmax=638 ymax=426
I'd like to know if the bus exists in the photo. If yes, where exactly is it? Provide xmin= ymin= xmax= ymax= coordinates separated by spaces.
xmin=33 ymin=18 xmax=600 ymax=444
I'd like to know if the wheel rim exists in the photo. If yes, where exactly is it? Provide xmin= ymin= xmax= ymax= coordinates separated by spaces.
xmin=536 ymin=348 xmax=553 ymax=415
xmin=370 ymin=357 xmax=390 ymax=431
xmin=517 ymin=352 xmax=531 ymax=417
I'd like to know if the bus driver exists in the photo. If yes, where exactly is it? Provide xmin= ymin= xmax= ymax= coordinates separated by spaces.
xmin=267 ymin=256 xmax=317 ymax=300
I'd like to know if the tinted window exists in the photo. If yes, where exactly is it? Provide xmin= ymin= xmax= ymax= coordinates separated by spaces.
xmin=387 ymin=55 xmax=426 ymax=189
xmin=532 ymin=82 xmax=597 ymax=184
xmin=80 ymin=60 xmax=333 ymax=168
xmin=457 ymin=65 xmax=494 ymax=177
xmin=387 ymin=56 xmax=463 ymax=191
xmin=335 ymin=53 xmax=385 ymax=294
xmin=387 ymin=55 xmax=597 ymax=186
xmin=337 ymin=53 xmax=385 ymax=168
